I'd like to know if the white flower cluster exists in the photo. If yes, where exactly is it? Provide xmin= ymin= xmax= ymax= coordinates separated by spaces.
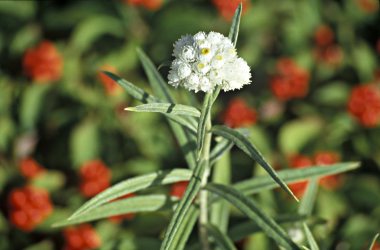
xmin=168 ymin=31 xmax=251 ymax=93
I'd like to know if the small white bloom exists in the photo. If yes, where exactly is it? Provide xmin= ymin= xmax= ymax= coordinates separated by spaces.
xmin=168 ymin=31 xmax=251 ymax=92
xmin=177 ymin=63 xmax=192 ymax=79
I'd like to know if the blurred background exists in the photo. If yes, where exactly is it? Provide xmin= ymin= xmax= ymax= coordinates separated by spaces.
xmin=0 ymin=0 xmax=379 ymax=249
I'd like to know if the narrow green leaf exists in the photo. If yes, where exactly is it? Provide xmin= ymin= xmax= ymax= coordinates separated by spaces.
xmin=303 ymin=224 xmax=319 ymax=250
xmin=212 ymin=125 xmax=299 ymax=201
xmin=206 ymin=224 xmax=237 ymax=250
xmin=135 ymin=50 xmax=197 ymax=169
xmin=298 ymin=179 xmax=319 ymax=250
xmin=299 ymin=178 xmax=319 ymax=216
xmin=69 ymin=169 xmax=192 ymax=219
xmin=137 ymin=48 xmax=175 ymax=103
xmin=197 ymin=93 xmax=213 ymax=158
xmin=233 ymin=162 xmax=359 ymax=196
xmin=229 ymin=214 xmax=307 ymax=242
xmin=368 ymin=233 xmax=379 ymax=250
xmin=172 ymin=206 xmax=199 ymax=250
xmin=161 ymin=160 xmax=207 ymax=250
xmin=228 ymin=3 xmax=242 ymax=47
xmin=54 ymin=195 xmax=171 ymax=227
xmin=126 ymin=103 xmax=201 ymax=117
xmin=103 ymin=71 xmax=159 ymax=104
xmin=210 ymin=138 xmax=234 ymax=166
xmin=211 ymin=152 xmax=231 ymax=233
xmin=205 ymin=183 xmax=301 ymax=250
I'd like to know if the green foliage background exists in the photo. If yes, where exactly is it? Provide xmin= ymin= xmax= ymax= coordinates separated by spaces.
xmin=0 ymin=0 xmax=379 ymax=249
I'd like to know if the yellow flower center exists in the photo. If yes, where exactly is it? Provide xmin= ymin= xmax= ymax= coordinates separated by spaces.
xmin=215 ymin=54 xmax=223 ymax=60
xmin=198 ymin=63 xmax=205 ymax=69
xmin=201 ymin=48 xmax=210 ymax=55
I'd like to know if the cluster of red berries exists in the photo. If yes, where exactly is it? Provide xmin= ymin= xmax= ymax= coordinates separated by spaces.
xmin=19 ymin=158 xmax=45 ymax=179
xmin=270 ymin=58 xmax=310 ymax=101
xmin=23 ymin=41 xmax=63 ymax=83
xmin=98 ymin=65 xmax=122 ymax=95
xmin=313 ymin=25 xmax=343 ymax=67
xmin=211 ymin=0 xmax=250 ymax=20
xmin=124 ymin=0 xmax=163 ymax=11
xmin=347 ymin=84 xmax=380 ymax=127
xmin=288 ymin=152 xmax=341 ymax=198
xmin=221 ymin=98 xmax=257 ymax=128
xmin=79 ymin=160 xmax=111 ymax=198
xmin=8 ymin=186 xmax=53 ymax=231
xmin=356 ymin=0 xmax=379 ymax=13
xmin=63 ymin=224 xmax=101 ymax=250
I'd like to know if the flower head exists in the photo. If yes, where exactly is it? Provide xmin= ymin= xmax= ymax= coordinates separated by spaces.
xmin=168 ymin=32 xmax=251 ymax=93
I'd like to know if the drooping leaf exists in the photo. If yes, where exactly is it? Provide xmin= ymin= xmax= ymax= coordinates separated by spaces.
xmin=233 ymin=162 xmax=359 ymax=196
xmin=160 ymin=160 xmax=207 ymax=250
xmin=205 ymin=183 xmax=301 ymax=250
xmin=228 ymin=3 xmax=242 ymax=47
xmin=206 ymin=223 xmax=237 ymax=250
xmin=69 ymin=169 xmax=192 ymax=219
xmin=212 ymin=125 xmax=298 ymax=201
xmin=54 ymin=195 xmax=172 ymax=227
xmin=126 ymin=103 xmax=201 ymax=117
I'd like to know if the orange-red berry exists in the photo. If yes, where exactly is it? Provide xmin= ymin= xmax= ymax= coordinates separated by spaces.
xmin=222 ymin=98 xmax=257 ymax=128
xmin=63 ymin=224 xmax=101 ymax=250
xmin=79 ymin=160 xmax=111 ymax=197
xmin=348 ymin=84 xmax=380 ymax=127
xmin=270 ymin=58 xmax=309 ymax=101
xmin=19 ymin=158 xmax=45 ymax=179
xmin=170 ymin=181 xmax=189 ymax=199
xmin=23 ymin=41 xmax=63 ymax=83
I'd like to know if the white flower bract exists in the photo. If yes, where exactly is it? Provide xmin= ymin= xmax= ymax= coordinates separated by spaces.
xmin=168 ymin=31 xmax=251 ymax=93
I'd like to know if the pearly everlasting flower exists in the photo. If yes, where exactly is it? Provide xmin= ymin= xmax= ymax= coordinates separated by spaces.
xmin=168 ymin=31 xmax=251 ymax=93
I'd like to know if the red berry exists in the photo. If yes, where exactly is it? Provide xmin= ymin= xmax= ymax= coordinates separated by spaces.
xmin=23 ymin=41 xmax=63 ymax=83
xmin=348 ymin=84 xmax=380 ymax=127
xmin=170 ymin=181 xmax=189 ymax=199
xmin=19 ymin=158 xmax=45 ymax=179
xmin=222 ymin=98 xmax=257 ymax=128
xmin=98 ymin=65 xmax=122 ymax=95
xmin=211 ymin=0 xmax=250 ymax=21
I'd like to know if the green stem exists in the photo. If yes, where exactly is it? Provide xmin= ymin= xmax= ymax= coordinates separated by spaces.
xmin=199 ymin=109 xmax=212 ymax=250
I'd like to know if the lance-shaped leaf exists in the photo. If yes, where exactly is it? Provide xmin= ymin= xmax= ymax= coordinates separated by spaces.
xmin=172 ymin=206 xmax=199 ymax=250
xmin=126 ymin=103 xmax=201 ymax=117
xmin=54 ymin=195 xmax=171 ymax=227
xmin=103 ymin=71 xmax=159 ymax=104
xmin=137 ymin=49 xmax=197 ymax=169
xmin=69 ymin=169 xmax=192 ymax=219
xmin=206 ymin=223 xmax=237 ymax=250
xmin=212 ymin=125 xmax=298 ymax=201
xmin=205 ymin=183 xmax=301 ymax=250
xmin=228 ymin=3 xmax=242 ymax=46
xmin=210 ymin=138 xmax=234 ymax=166
xmin=228 ymin=214 xmax=307 ymax=242
xmin=233 ymin=162 xmax=359 ymax=196
xmin=160 ymin=160 xmax=207 ymax=250
xmin=299 ymin=179 xmax=319 ymax=250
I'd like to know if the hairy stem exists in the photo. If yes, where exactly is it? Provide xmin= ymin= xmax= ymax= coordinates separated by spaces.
xmin=199 ymin=114 xmax=212 ymax=250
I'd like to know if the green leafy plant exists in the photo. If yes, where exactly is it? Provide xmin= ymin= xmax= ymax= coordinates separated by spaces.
xmin=54 ymin=5 xmax=360 ymax=250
